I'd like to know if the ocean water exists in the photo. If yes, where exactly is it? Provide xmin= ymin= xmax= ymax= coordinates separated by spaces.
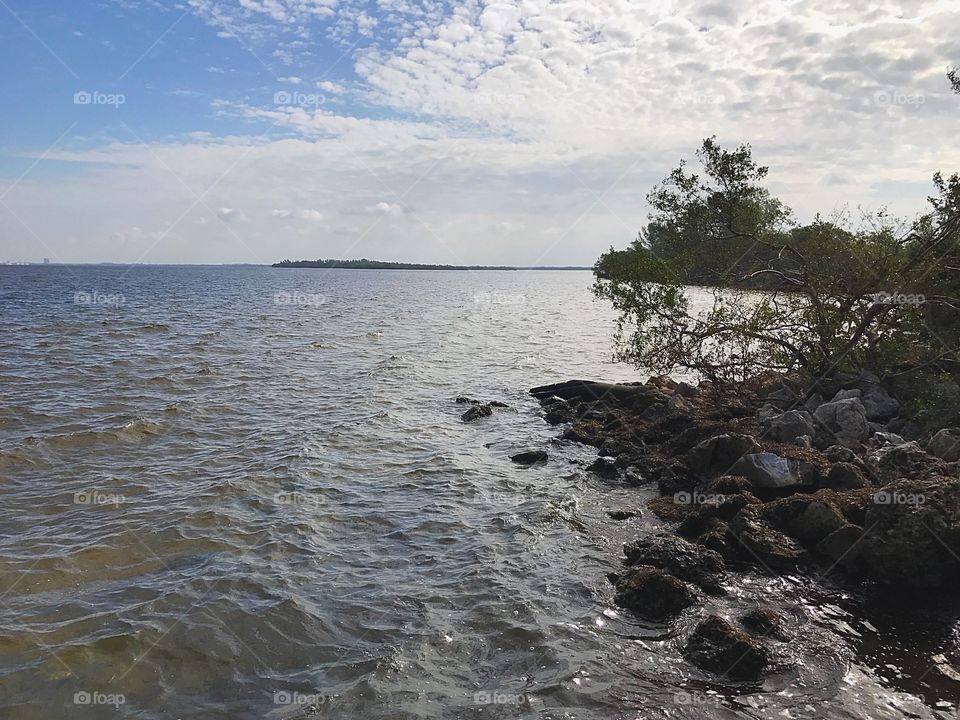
xmin=0 ymin=265 xmax=950 ymax=719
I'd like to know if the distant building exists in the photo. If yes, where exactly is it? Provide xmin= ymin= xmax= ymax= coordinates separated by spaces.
xmin=43 ymin=258 xmax=50 ymax=264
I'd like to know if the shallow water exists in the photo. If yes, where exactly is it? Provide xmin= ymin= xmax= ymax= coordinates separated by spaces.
xmin=0 ymin=265 xmax=955 ymax=719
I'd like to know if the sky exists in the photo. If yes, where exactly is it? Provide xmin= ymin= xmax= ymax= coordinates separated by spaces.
xmin=0 ymin=0 xmax=957 ymax=265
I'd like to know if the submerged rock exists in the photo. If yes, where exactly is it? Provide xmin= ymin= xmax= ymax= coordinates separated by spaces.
xmin=613 ymin=565 xmax=699 ymax=618
xmin=589 ymin=455 xmax=620 ymax=479
xmin=683 ymin=615 xmax=769 ymax=680
xmin=607 ymin=509 xmax=640 ymax=521
xmin=461 ymin=404 xmax=493 ymax=422
xmin=739 ymin=607 xmax=789 ymax=641
xmin=510 ymin=449 xmax=548 ymax=465
xmin=623 ymin=534 xmax=725 ymax=594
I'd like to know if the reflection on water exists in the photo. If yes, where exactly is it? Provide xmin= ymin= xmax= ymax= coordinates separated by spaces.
xmin=0 ymin=265 xmax=951 ymax=719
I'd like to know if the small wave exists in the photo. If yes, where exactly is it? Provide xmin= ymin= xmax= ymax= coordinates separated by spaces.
xmin=139 ymin=323 xmax=170 ymax=332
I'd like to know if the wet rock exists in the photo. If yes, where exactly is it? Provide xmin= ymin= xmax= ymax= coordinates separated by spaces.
xmin=623 ymin=534 xmax=725 ymax=594
xmin=857 ymin=477 xmax=960 ymax=587
xmin=510 ymin=450 xmax=548 ymax=465
xmin=489 ymin=400 xmax=510 ymax=408
xmin=607 ymin=509 xmax=640 ymax=521
xmin=765 ymin=495 xmax=848 ymax=548
xmin=561 ymin=421 xmax=603 ymax=446
xmin=729 ymin=505 xmax=809 ymax=572
xmin=686 ymin=434 xmax=762 ymax=478
xmin=455 ymin=396 xmax=479 ymax=404
xmin=764 ymin=410 xmax=815 ymax=443
xmin=823 ymin=462 xmax=869 ymax=490
xmin=816 ymin=524 xmax=865 ymax=567
xmin=683 ymin=615 xmax=770 ymax=680
xmin=739 ymin=607 xmax=789 ymax=641
xmin=589 ymin=456 xmax=620 ymax=479
xmin=613 ymin=565 xmax=698 ymax=618
xmin=461 ymin=404 xmax=493 ymax=422
xmin=865 ymin=441 xmax=946 ymax=484
xmin=623 ymin=466 xmax=645 ymax=485
xmin=928 ymin=428 xmax=960 ymax=462
xmin=542 ymin=396 xmax=574 ymax=425
xmin=730 ymin=453 xmax=817 ymax=494
xmin=813 ymin=398 xmax=869 ymax=444
xmin=693 ymin=518 xmax=733 ymax=558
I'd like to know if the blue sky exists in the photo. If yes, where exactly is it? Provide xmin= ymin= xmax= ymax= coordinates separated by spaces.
xmin=0 ymin=0 xmax=958 ymax=264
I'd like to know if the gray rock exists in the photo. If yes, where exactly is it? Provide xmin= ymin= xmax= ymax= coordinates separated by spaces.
xmin=824 ymin=445 xmax=857 ymax=463
xmin=510 ymin=450 xmax=548 ymax=465
xmin=795 ymin=435 xmax=813 ymax=448
xmin=872 ymin=431 xmax=906 ymax=448
xmin=757 ymin=403 xmax=780 ymax=424
xmin=865 ymin=441 xmax=946 ymax=484
xmin=860 ymin=385 xmax=900 ymax=422
xmin=675 ymin=381 xmax=700 ymax=398
xmin=813 ymin=398 xmax=869 ymax=443
xmin=764 ymin=410 xmax=815 ymax=443
xmin=804 ymin=393 xmax=825 ymax=413
xmin=832 ymin=389 xmax=862 ymax=401
xmin=461 ymin=404 xmax=493 ymax=422
xmin=589 ymin=455 xmax=619 ymax=479
xmin=816 ymin=524 xmax=865 ymax=566
xmin=687 ymin=434 xmax=762 ymax=477
xmin=823 ymin=462 xmax=868 ymax=490
xmin=928 ymin=428 xmax=960 ymax=462
xmin=730 ymin=453 xmax=817 ymax=492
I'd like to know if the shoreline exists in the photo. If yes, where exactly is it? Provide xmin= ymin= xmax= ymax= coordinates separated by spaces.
xmin=524 ymin=372 xmax=960 ymax=701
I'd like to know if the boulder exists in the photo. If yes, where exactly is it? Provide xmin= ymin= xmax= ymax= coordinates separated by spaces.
xmin=686 ymin=434 xmax=762 ymax=478
xmin=831 ymin=388 xmax=862 ymax=401
xmin=739 ymin=607 xmax=789 ymax=641
xmin=823 ymin=462 xmax=869 ymax=490
xmin=764 ymin=410 xmax=815 ymax=443
xmin=872 ymin=431 xmax=906 ymax=448
xmin=613 ymin=565 xmax=699 ymax=618
xmin=589 ymin=455 xmax=620 ymax=479
xmin=856 ymin=477 xmax=960 ymax=587
xmin=510 ymin=450 xmax=547 ymax=465
xmin=675 ymin=381 xmax=701 ymax=398
xmin=865 ymin=441 xmax=946 ymax=484
xmin=461 ymin=404 xmax=493 ymax=422
xmin=683 ymin=615 xmax=770 ymax=680
xmin=729 ymin=505 xmax=809 ymax=572
xmin=860 ymin=385 xmax=900 ymax=422
xmin=623 ymin=534 xmax=725 ymax=594
xmin=824 ymin=445 xmax=857 ymax=463
xmin=730 ymin=453 xmax=817 ymax=494
xmin=928 ymin=428 xmax=960 ymax=462
xmin=607 ymin=509 xmax=640 ymax=521
xmin=813 ymin=398 xmax=869 ymax=444
xmin=541 ymin=396 xmax=574 ymax=425
xmin=816 ymin=524 xmax=865 ymax=568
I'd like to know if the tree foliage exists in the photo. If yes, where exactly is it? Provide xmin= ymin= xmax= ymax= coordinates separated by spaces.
xmin=594 ymin=137 xmax=960 ymax=385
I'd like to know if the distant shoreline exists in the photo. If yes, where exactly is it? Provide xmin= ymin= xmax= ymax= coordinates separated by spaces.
xmin=273 ymin=259 xmax=591 ymax=271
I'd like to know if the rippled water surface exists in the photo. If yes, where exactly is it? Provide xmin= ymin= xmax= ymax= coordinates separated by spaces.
xmin=0 ymin=266 xmax=953 ymax=719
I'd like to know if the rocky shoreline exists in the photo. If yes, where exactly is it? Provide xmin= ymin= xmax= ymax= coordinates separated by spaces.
xmin=525 ymin=373 xmax=960 ymax=685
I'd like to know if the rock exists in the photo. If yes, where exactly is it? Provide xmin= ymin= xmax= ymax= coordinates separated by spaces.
xmin=623 ymin=466 xmax=645 ymax=485
xmin=872 ymin=431 xmax=906 ymax=447
xmin=824 ymin=445 xmax=856 ymax=463
xmin=589 ymin=456 xmax=620 ymax=479
xmin=675 ymin=381 xmax=700 ymax=398
xmin=686 ymin=434 xmax=762 ymax=478
xmin=813 ymin=398 xmax=869 ymax=444
xmin=455 ymin=396 xmax=479 ymax=404
xmin=804 ymin=393 xmax=825 ymax=413
xmin=865 ymin=441 xmax=946 ymax=484
xmin=668 ymin=393 xmax=692 ymax=412
xmin=860 ymin=385 xmax=900 ymax=422
xmin=613 ymin=565 xmax=699 ymax=618
xmin=823 ymin=462 xmax=869 ymax=490
xmin=729 ymin=505 xmax=809 ymax=572
xmin=774 ymin=497 xmax=848 ymax=548
xmin=489 ymin=400 xmax=510 ymax=408
xmin=607 ymin=509 xmax=640 ymax=521
xmin=795 ymin=435 xmax=813 ymax=448
xmin=542 ymin=396 xmax=573 ymax=425
xmin=928 ymin=428 xmax=960 ymax=462
xmin=623 ymin=534 xmax=725 ymax=594
xmin=730 ymin=453 xmax=817 ymax=494
xmin=831 ymin=389 xmax=862 ymax=401
xmin=739 ymin=607 xmax=789 ymax=641
xmin=683 ymin=615 xmax=770 ymax=680
xmin=857 ymin=477 xmax=960 ymax=587
xmin=510 ymin=450 xmax=547 ymax=465
xmin=816 ymin=524 xmax=865 ymax=567
xmin=930 ymin=654 xmax=960 ymax=684
xmin=461 ymin=404 xmax=493 ymax=422
xmin=757 ymin=403 xmax=780 ymax=424
xmin=764 ymin=410 xmax=816 ymax=443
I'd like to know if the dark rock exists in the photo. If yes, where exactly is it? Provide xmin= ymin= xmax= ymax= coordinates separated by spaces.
xmin=816 ymin=524 xmax=865 ymax=568
xmin=542 ymin=396 xmax=573 ymax=425
xmin=823 ymin=462 xmax=869 ymax=490
xmin=928 ymin=428 xmax=960 ymax=462
xmin=857 ymin=477 xmax=960 ymax=587
xmin=686 ymin=434 xmax=762 ymax=478
xmin=623 ymin=534 xmax=725 ymax=594
xmin=589 ymin=456 xmax=620 ymax=479
xmin=730 ymin=453 xmax=817 ymax=493
xmin=623 ymin=466 xmax=645 ymax=485
xmin=729 ymin=505 xmax=809 ymax=572
xmin=455 ymin=396 xmax=479 ymax=404
xmin=461 ymin=404 xmax=493 ymax=422
xmin=683 ymin=615 xmax=769 ymax=680
xmin=607 ymin=509 xmax=640 ymax=521
xmin=824 ymin=445 xmax=857 ymax=463
xmin=764 ymin=495 xmax=848 ymax=548
xmin=675 ymin=381 xmax=700 ymax=398
xmin=739 ymin=607 xmax=789 ymax=641
xmin=613 ymin=565 xmax=698 ymax=618
xmin=489 ymin=400 xmax=510 ymax=408
xmin=694 ymin=518 xmax=733 ymax=558
xmin=860 ymin=384 xmax=900 ymax=422
xmin=764 ymin=410 xmax=815 ymax=443
xmin=510 ymin=450 xmax=547 ymax=465
xmin=561 ymin=421 xmax=602 ymax=446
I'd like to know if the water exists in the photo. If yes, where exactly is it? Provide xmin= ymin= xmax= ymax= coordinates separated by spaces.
xmin=0 ymin=265 xmax=953 ymax=719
